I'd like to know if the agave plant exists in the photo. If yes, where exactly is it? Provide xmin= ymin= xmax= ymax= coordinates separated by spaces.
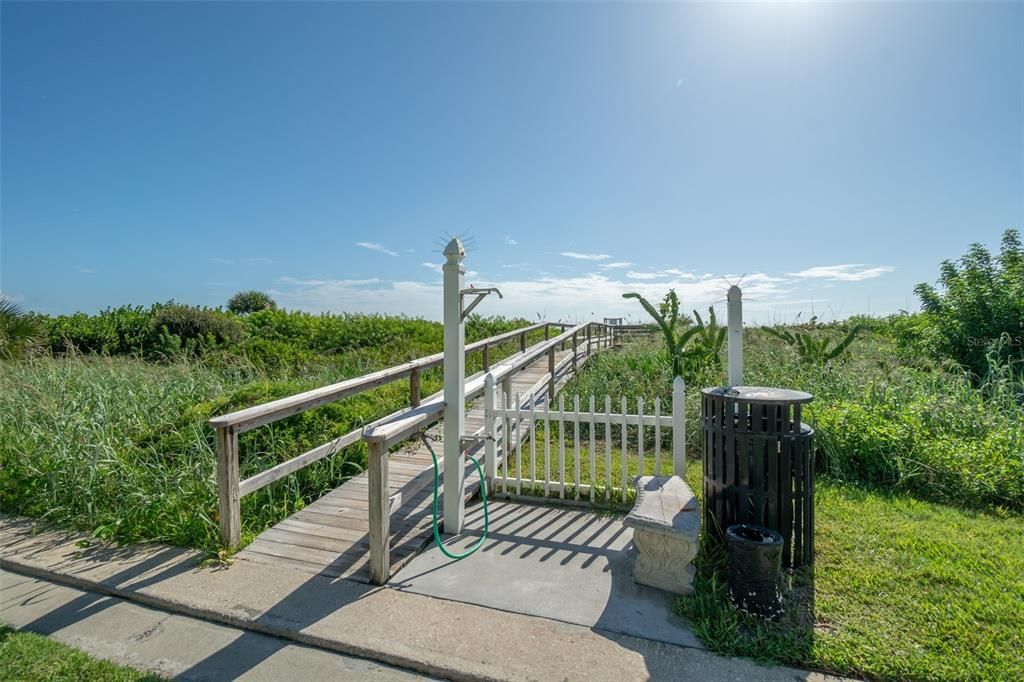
xmin=622 ymin=291 xmax=701 ymax=377
xmin=0 ymin=297 xmax=43 ymax=360
xmin=763 ymin=324 xmax=861 ymax=365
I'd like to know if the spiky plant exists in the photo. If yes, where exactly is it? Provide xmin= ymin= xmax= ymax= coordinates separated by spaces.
xmin=763 ymin=325 xmax=861 ymax=365
xmin=0 ymin=297 xmax=42 ymax=360
xmin=622 ymin=291 xmax=700 ymax=377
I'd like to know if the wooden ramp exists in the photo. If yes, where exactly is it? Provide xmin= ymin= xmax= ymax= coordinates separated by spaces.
xmin=236 ymin=348 xmax=578 ymax=582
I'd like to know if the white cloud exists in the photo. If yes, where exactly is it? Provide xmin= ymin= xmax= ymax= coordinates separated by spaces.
xmin=598 ymin=261 xmax=633 ymax=269
xmin=626 ymin=268 xmax=698 ymax=281
xmin=245 ymin=257 xmax=273 ymax=264
xmin=504 ymin=236 xmax=518 ymax=246
xmin=356 ymin=241 xmax=399 ymax=257
xmin=210 ymin=257 xmax=233 ymax=265
xmin=626 ymin=271 xmax=665 ymax=280
xmin=77 ymin=267 xmax=97 ymax=275
xmin=561 ymin=251 xmax=611 ymax=261
xmin=270 ymin=270 xmax=791 ymax=322
xmin=787 ymin=264 xmax=894 ymax=282
xmin=422 ymin=262 xmax=442 ymax=273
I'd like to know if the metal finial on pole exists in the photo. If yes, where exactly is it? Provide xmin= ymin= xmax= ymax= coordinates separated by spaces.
xmin=442 ymin=238 xmax=466 ymax=534
xmin=727 ymin=285 xmax=743 ymax=387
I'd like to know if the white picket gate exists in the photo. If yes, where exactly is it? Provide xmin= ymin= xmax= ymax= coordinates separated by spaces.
xmin=483 ymin=376 xmax=686 ymax=504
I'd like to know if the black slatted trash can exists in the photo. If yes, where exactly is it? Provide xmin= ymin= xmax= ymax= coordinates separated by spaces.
xmin=702 ymin=386 xmax=815 ymax=568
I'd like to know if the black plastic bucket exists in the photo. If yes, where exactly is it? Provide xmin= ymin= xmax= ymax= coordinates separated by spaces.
xmin=726 ymin=523 xmax=784 ymax=619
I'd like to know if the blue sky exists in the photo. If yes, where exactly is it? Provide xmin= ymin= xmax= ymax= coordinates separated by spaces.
xmin=2 ymin=1 xmax=1021 ymax=323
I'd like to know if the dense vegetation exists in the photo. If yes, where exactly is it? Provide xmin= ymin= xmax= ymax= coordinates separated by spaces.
xmin=0 ymin=303 xmax=532 ymax=550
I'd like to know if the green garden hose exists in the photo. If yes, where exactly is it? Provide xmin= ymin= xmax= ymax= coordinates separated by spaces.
xmin=419 ymin=433 xmax=489 ymax=559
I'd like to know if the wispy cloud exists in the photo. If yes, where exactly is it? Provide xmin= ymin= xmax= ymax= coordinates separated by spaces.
xmin=561 ymin=251 xmax=611 ymax=261
xmin=356 ymin=241 xmax=399 ymax=257
xmin=210 ymin=257 xmax=233 ymax=265
xmin=504 ymin=236 xmax=518 ymax=246
xmin=598 ymin=261 xmax=633 ymax=269
xmin=245 ymin=257 xmax=273 ymax=264
xmin=787 ymin=264 xmax=894 ymax=282
xmin=625 ymin=268 xmax=698 ymax=281
xmin=422 ymin=262 xmax=442 ymax=274
xmin=77 ymin=267 xmax=97 ymax=275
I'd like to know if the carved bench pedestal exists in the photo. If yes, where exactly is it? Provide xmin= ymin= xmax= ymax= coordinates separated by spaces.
xmin=624 ymin=475 xmax=700 ymax=595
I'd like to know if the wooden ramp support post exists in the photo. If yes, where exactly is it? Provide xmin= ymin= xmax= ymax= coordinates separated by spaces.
xmin=442 ymin=238 xmax=466 ymax=534
xmin=728 ymin=285 xmax=743 ymax=387
xmin=367 ymin=438 xmax=390 ymax=584
xmin=484 ymin=373 xmax=498 ymax=488
xmin=216 ymin=425 xmax=241 ymax=549
xmin=672 ymin=377 xmax=686 ymax=477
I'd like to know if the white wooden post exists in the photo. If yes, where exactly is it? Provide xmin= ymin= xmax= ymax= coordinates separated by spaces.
xmin=728 ymin=285 xmax=743 ymax=387
xmin=442 ymin=238 xmax=466 ymax=534
xmin=672 ymin=377 xmax=686 ymax=477
xmin=216 ymin=426 xmax=241 ymax=549
xmin=484 ymin=373 xmax=497 ymax=489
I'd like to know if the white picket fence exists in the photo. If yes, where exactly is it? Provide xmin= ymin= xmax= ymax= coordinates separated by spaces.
xmin=483 ymin=376 xmax=686 ymax=504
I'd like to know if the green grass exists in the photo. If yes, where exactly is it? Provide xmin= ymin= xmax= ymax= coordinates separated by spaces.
xmin=0 ymin=625 xmax=161 ymax=681
xmin=675 ymin=476 xmax=1024 ymax=681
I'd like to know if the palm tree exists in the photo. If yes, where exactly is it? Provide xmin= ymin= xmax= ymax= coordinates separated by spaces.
xmin=0 ymin=297 xmax=42 ymax=360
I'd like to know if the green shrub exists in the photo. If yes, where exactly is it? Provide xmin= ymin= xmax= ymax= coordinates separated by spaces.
xmin=227 ymin=290 xmax=277 ymax=314
xmin=915 ymin=228 xmax=1024 ymax=379
xmin=147 ymin=305 xmax=245 ymax=359
xmin=44 ymin=305 xmax=153 ymax=355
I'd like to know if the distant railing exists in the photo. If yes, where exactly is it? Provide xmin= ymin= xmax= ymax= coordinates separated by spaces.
xmin=208 ymin=320 xmax=642 ymax=549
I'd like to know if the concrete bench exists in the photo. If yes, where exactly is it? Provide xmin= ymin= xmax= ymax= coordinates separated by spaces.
xmin=623 ymin=475 xmax=700 ymax=595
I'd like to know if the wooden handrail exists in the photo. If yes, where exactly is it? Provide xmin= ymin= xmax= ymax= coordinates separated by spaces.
xmin=209 ymin=321 xmax=547 ymax=433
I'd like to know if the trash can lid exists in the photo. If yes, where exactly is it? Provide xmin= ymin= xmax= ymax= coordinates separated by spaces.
xmin=702 ymin=385 xmax=813 ymax=404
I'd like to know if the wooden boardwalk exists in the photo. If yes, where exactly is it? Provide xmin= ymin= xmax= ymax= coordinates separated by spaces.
xmin=236 ymin=348 xmax=579 ymax=582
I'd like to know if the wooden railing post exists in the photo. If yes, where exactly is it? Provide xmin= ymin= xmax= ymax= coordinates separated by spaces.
xmin=216 ymin=426 xmax=241 ymax=549
xmin=544 ymin=323 xmax=550 ymax=341
xmin=519 ymin=332 xmax=526 ymax=353
xmin=482 ymin=343 xmax=490 ymax=371
xmin=409 ymin=368 xmax=421 ymax=407
xmin=672 ymin=376 xmax=686 ymax=477
xmin=586 ymin=325 xmax=592 ymax=356
xmin=367 ymin=439 xmax=390 ymax=585
xmin=572 ymin=331 xmax=578 ymax=373
xmin=548 ymin=346 xmax=556 ymax=399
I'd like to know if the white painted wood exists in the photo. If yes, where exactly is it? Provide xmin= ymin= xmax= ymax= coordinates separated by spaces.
xmin=544 ymin=400 xmax=551 ymax=497
xmin=490 ymin=406 xmax=671 ymax=427
xmin=573 ymin=394 xmax=581 ymax=500
xmin=605 ymin=395 xmax=612 ymax=501
xmin=654 ymin=397 xmax=662 ymax=477
xmin=442 ymin=237 xmax=466 ymax=534
xmin=516 ymin=392 xmax=523 ymax=495
xmin=621 ymin=396 xmax=628 ymax=503
xmin=638 ymin=397 xmax=645 ymax=478
xmin=502 ymin=390 xmax=509 ymax=495
xmin=367 ymin=439 xmax=390 ymax=585
xmin=588 ymin=394 xmax=596 ymax=503
xmin=673 ymin=376 xmax=686 ymax=477
xmin=559 ymin=395 xmax=566 ymax=499
xmin=484 ymin=373 xmax=497 ymax=489
xmin=529 ymin=396 xmax=537 ymax=488
xmin=728 ymin=284 xmax=743 ymax=387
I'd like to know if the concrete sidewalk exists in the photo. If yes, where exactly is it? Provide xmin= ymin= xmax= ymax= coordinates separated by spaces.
xmin=1 ymin=569 xmax=429 ymax=680
xmin=0 ymin=514 xmax=848 ymax=681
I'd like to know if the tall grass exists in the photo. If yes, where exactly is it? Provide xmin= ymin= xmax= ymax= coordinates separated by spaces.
xmin=565 ymin=329 xmax=1024 ymax=511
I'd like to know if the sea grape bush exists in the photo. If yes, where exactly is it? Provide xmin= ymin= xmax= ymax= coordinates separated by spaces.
xmin=915 ymin=228 xmax=1024 ymax=379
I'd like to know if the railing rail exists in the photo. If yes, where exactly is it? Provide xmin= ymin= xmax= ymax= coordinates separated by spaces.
xmin=212 ymin=320 xmax=559 ymax=548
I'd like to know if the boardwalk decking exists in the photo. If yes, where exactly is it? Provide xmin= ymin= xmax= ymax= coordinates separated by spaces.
xmin=236 ymin=348 xmax=579 ymax=582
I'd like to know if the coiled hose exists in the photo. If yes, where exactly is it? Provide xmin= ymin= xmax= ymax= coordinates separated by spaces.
xmin=418 ymin=433 xmax=489 ymax=559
